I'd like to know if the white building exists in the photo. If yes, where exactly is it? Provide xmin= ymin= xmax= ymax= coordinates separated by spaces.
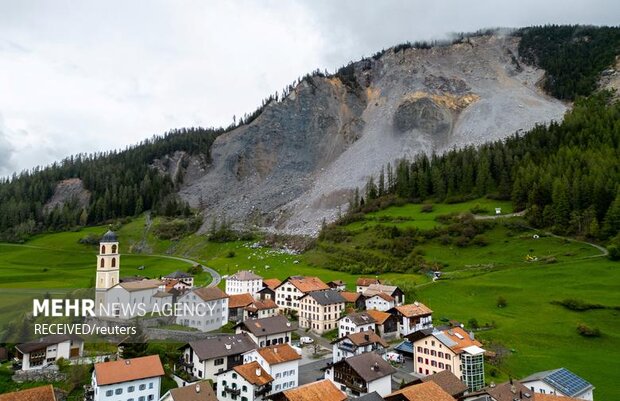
xmin=176 ymin=287 xmax=229 ymax=332
xmin=363 ymin=284 xmax=405 ymax=305
xmin=332 ymin=330 xmax=388 ymax=363
xmin=226 ymin=270 xmax=263 ymax=296
xmin=235 ymin=315 xmax=297 ymax=348
xmin=299 ymin=290 xmax=346 ymax=334
xmin=91 ymin=355 xmax=164 ymax=401
xmin=364 ymin=293 xmax=395 ymax=311
xmin=274 ymin=276 xmax=329 ymax=315
xmin=243 ymin=343 xmax=301 ymax=393
xmin=216 ymin=361 xmax=273 ymax=401
xmin=243 ymin=299 xmax=279 ymax=320
xmin=338 ymin=311 xmax=377 ymax=338
xmin=180 ymin=333 xmax=257 ymax=382
xmin=520 ymin=368 xmax=595 ymax=401
xmin=95 ymin=230 xmax=120 ymax=311
xmin=159 ymin=380 xmax=217 ymax=401
xmin=104 ymin=279 xmax=166 ymax=319
xmin=356 ymin=278 xmax=383 ymax=293
xmin=163 ymin=270 xmax=195 ymax=288
xmin=391 ymin=302 xmax=433 ymax=337
xmin=324 ymin=352 xmax=395 ymax=398
xmin=15 ymin=334 xmax=83 ymax=371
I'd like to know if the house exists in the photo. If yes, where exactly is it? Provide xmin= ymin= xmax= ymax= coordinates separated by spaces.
xmin=364 ymin=284 xmax=405 ymax=305
xmin=272 ymin=379 xmax=346 ymax=401
xmin=226 ymin=270 xmax=263 ymax=296
xmin=332 ymin=330 xmax=388 ymax=363
xmin=228 ymin=293 xmax=256 ymax=322
xmin=391 ymin=302 xmax=433 ymax=337
xmin=384 ymin=380 xmax=456 ymax=401
xmin=411 ymin=327 xmax=485 ymax=391
xmin=164 ymin=270 xmax=195 ymax=287
xmin=216 ymin=361 xmax=273 ymax=401
xmin=176 ymin=287 xmax=229 ymax=332
xmin=365 ymin=292 xmax=396 ymax=312
xmin=243 ymin=299 xmax=279 ymax=320
xmin=235 ymin=315 xmax=297 ymax=347
xmin=180 ymin=333 xmax=257 ymax=382
xmin=520 ymin=368 xmax=594 ymax=401
xmin=164 ymin=279 xmax=192 ymax=293
xmin=340 ymin=291 xmax=366 ymax=311
xmin=274 ymin=276 xmax=329 ymax=314
xmin=159 ymin=380 xmax=217 ymax=401
xmin=366 ymin=310 xmax=399 ymax=339
xmin=403 ymin=370 xmax=468 ymax=399
xmin=327 ymin=280 xmax=347 ymax=291
xmin=338 ymin=311 xmax=377 ymax=338
xmin=257 ymin=278 xmax=282 ymax=301
xmin=324 ymin=352 xmax=396 ymax=398
xmin=463 ymin=379 xmax=533 ymax=401
xmin=103 ymin=279 xmax=166 ymax=319
xmin=0 ymin=384 xmax=58 ymax=401
xmin=299 ymin=290 xmax=346 ymax=334
xmin=356 ymin=278 xmax=383 ymax=293
xmin=91 ymin=355 xmax=164 ymax=401
xmin=356 ymin=392 xmax=386 ymax=401
xmin=15 ymin=334 xmax=83 ymax=371
xmin=243 ymin=343 xmax=301 ymax=394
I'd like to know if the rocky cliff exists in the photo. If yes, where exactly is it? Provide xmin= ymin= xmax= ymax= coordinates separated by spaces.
xmin=178 ymin=35 xmax=567 ymax=236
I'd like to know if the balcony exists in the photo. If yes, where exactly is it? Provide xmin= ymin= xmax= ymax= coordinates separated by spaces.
xmin=255 ymin=383 xmax=273 ymax=397
xmin=337 ymin=343 xmax=357 ymax=353
xmin=224 ymin=386 xmax=241 ymax=396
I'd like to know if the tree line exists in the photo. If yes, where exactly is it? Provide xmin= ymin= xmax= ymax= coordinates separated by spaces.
xmin=353 ymin=92 xmax=620 ymax=243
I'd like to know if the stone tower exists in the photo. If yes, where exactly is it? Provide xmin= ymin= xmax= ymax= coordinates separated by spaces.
xmin=95 ymin=230 xmax=120 ymax=311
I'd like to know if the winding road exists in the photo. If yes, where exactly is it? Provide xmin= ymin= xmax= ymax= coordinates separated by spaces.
xmin=147 ymin=254 xmax=221 ymax=287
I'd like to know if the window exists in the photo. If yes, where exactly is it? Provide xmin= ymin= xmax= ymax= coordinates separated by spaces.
xmin=214 ymin=358 xmax=224 ymax=365
xmin=128 ymin=385 xmax=135 ymax=392
xmin=232 ymin=373 xmax=238 ymax=379
xmin=149 ymin=383 xmax=153 ymax=389
xmin=148 ymin=396 xmax=154 ymax=401
xmin=100 ymin=259 xmax=105 ymax=268
xmin=242 ymin=385 xmax=247 ymax=392
xmin=115 ymin=388 xmax=123 ymax=395
xmin=105 ymin=390 xmax=113 ymax=397
xmin=112 ymin=244 xmax=117 ymax=253
xmin=139 ymin=397 xmax=145 ymax=401
xmin=139 ymin=384 xmax=146 ymax=390
xmin=111 ymin=258 xmax=116 ymax=267
xmin=101 ymin=245 xmax=106 ymax=253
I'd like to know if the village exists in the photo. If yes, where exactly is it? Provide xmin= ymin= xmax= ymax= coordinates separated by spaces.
xmin=1 ymin=232 xmax=595 ymax=401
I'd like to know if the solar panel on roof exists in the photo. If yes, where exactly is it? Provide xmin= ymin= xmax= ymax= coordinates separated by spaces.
xmin=544 ymin=368 xmax=591 ymax=397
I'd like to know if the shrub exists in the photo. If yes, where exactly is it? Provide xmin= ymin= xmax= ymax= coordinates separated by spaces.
xmin=420 ymin=204 xmax=434 ymax=213
xmin=608 ymin=245 xmax=620 ymax=261
xmin=472 ymin=235 xmax=489 ymax=246
xmin=552 ymin=299 xmax=605 ymax=311
xmin=455 ymin=236 xmax=470 ymax=247
xmin=468 ymin=318 xmax=480 ymax=329
xmin=497 ymin=296 xmax=507 ymax=308
xmin=577 ymin=323 xmax=601 ymax=337
xmin=226 ymin=250 xmax=236 ymax=258
xmin=469 ymin=204 xmax=489 ymax=214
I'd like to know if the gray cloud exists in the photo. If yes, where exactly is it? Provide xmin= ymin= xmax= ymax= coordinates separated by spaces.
xmin=0 ymin=0 xmax=618 ymax=176
xmin=0 ymin=116 xmax=15 ymax=176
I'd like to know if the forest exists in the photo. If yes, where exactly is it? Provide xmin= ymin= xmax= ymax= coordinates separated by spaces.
xmin=353 ymin=92 xmax=620 ymax=243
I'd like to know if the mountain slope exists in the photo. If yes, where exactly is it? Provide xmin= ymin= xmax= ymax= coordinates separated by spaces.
xmin=179 ymin=35 xmax=566 ymax=235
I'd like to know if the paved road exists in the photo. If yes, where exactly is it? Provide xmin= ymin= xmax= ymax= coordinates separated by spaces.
xmin=149 ymin=254 xmax=222 ymax=287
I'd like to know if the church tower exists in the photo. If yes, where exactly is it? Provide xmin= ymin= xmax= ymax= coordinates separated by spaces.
xmin=95 ymin=230 xmax=120 ymax=311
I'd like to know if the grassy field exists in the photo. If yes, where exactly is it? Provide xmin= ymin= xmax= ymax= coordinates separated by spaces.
xmin=0 ymin=199 xmax=617 ymax=399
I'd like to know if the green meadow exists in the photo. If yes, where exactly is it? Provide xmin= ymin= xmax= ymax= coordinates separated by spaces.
xmin=0 ymin=199 xmax=618 ymax=399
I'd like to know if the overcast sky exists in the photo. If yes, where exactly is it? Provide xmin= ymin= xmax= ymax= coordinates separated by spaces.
xmin=0 ymin=0 xmax=618 ymax=177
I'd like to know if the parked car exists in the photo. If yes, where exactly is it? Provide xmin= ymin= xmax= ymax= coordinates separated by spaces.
xmin=299 ymin=336 xmax=314 ymax=345
xmin=383 ymin=352 xmax=404 ymax=363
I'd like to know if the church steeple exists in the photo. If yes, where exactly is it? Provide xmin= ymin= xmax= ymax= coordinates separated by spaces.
xmin=95 ymin=229 xmax=120 ymax=300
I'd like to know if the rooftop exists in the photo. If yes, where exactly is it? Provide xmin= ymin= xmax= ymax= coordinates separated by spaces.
xmin=16 ymin=334 xmax=82 ymax=354
xmin=244 ymin=299 xmax=278 ymax=312
xmin=237 ymin=315 xmax=296 ymax=337
xmin=0 ymin=384 xmax=57 ymax=401
xmin=365 ymin=309 xmax=392 ymax=324
xmin=420 ymin=370 xmax=468 ymax=397
xmin=228 ymin=293 xmax=255 ymax=308
xmin=303 ymin=289 xmax=346 ymax=305
xmin=101 ymin=230 xmax=118 ymax=243
xmin=233 ymin=361 xmax=274 ymax=386
xmin=165 ymin=270 xmax=194 ymax=279
xmin=520 ymin=368 xmax=593 ymax=398
xmin=262 ymin=278 xmax=282 ymax=290
xmin=336 ymin=330 xmax=389 ymax=348
xmin=340 ymin=352 xmax=396 ymax=382
xmin=192 ymin=286 xmax=228 ymax=302
xmin=340 ymin=291 xmax=361 ymax=303
xmin=281 ymin=379 xmax=346 ymax=401
xmin=167 ymin=380 xmax=217 ymax=401
xmin=282 ymin=276 xmax=330 ymax=293
xmin=394 ymin=302 xmax=433 ymax=317
xmin=230 ymin=270 xmax=263 ymax=281
xmin=365 ymin=283 xmax=399 ymax=295
xmin=339 ymin=311 xmax=377 ymax=326
xmin=116 ymin=279 xmax=163 ymax=292
xmin=256 ymin=343 xmax=301 ymax=365
xmin=385 ymin=381 xmax=456 ymax=401
xmin=356 ymin=278 xmax=383 ymax=286
xmin=367 ymin=292 xmax=395 ymax=302
xmin=432 ymin=327 xmax=483 ymax=354
xmin=94 ymin=355 xmax=164 ymax=386
xmin=187 ymin=333 xmax=257 ymax=361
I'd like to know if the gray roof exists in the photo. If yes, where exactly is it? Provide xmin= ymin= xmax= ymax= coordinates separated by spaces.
xmin=520 ymin=368 xmax=593 ymax=397
xmin=237 ymin=315 xmax=297 ymax=337
xmin=101 ymin=230 xmax=118 ymax=243
xmin=165 ymin=270 xmax=193 ymax=279
xmin=341 ymin=352 xmax=396 ymax=383
xmin=304 ymin=290 xmax=346 ymax=305
xmin=356 ymin=391 xmax=385 ymax=401
xmin=186 ymin=333 xmax=257 ymax=361
xmin=17 ymin=334 xmax=82 ymax=354
xmin=339 ymin=311 xmax=376 ymax=326
xmin=229 ymin=270 xmax=262 ymax=281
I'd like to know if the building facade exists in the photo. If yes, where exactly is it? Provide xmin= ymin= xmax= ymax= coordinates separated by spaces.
xmin=176 ymin=287 xmax=229 ymax=332
xmin=226 ymin=270 xmax=264 ymax=296
xmin=324 ymin=352 xmax=395 ymax=398
xmin=16 ymin=335 xmax=83 ymax=371
xmin=274 ymin=276 xmax=329 ymax=315
xmin=338 ymin=312 xmax=377 ymax=338
xmin=91 ymin=355 xmax=163 ymax=401
xmin=243 ymin=343 xmax=301 ymax=394
xmin=299 ymin=290 xmax=346 ymax=334
xmin=216 ymin=361 xmax=273 ymax=401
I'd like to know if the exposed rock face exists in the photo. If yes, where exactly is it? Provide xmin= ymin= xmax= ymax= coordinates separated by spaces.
xmin=178 ymin=35 xmax=567 ymax=236
xmin=44 ymin=178 xmax=91 ymax=213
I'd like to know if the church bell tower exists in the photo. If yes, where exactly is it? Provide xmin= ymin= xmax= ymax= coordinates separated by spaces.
xmin=95 ymin=230 xmax=120 ymax=310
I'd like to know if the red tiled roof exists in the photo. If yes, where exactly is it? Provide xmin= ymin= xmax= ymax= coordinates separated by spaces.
xmin=263 ymin=278 xmax=282 ymax=290
xmin=233 ymin=361 xmax=273 ymax=386
xmin=395 ymin=302 xmax=432 ymax=317
xmin=386 ymin=381 xmax=456 ymax=401
xmin=257 ymin=343 xmax=301 ymax=365
xmin=0 ymin=385 xmax=57 ymax=401
xmin=282 ymin=379 xmax=346 ymax=401
xmin=94 ymin=355 xmax=164 ymax=385
xmin=228 ymin=293 xmax=255 ymax=308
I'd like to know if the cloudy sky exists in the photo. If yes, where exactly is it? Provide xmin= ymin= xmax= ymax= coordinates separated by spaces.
xmin=0 ymin=0 xmax=618 ymax=177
